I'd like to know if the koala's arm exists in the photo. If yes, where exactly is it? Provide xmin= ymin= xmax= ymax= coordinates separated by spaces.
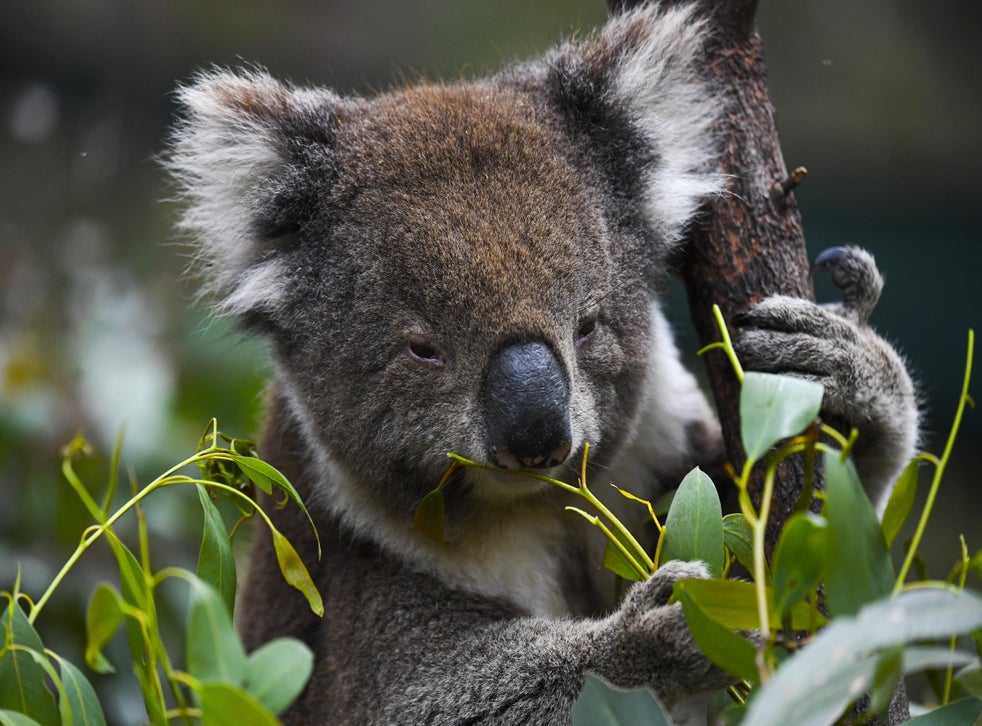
xmin=733 ymin=246 xmax=919 ymax=502
xmin=309 ymin=556 xmax=727 ymax=724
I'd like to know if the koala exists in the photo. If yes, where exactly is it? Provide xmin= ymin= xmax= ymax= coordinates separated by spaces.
xmin=167 ymin=3 xmax=919 ymax=724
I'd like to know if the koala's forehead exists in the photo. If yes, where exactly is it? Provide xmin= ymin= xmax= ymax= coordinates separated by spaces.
xmin=312 ymin=84 xmax=610 ymax=314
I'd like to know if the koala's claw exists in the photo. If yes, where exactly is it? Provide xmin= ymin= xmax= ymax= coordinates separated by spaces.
xmin=812 ymin=245 xmax=883 ymax=325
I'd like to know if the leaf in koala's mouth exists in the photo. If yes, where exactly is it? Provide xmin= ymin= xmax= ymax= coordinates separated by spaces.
xmin=414 ymin=488 xmax=446 ymax=543
xmin=413 ymin=460 xmax=459 ymax=543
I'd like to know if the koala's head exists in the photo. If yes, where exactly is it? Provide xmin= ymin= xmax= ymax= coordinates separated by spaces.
xmin=167 ymin=5 xmax=721 ymax=524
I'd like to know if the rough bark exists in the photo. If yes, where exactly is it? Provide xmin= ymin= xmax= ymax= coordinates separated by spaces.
xmin=607 ymin=0 xmax=909 ymax=721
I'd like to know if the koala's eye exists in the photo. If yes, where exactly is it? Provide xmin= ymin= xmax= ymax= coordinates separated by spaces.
xmin=406 ymin=337 xmax=446 ymax=368
xmin=575 ymin=315 xmax=599 ymax=349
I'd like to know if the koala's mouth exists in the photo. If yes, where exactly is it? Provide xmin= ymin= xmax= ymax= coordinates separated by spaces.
xmin=466 ymin=466 xmax=556 ymax=503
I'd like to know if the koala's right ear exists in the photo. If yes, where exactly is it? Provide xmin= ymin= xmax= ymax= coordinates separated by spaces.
xmin=167 ymin=69 xmax=343 ymax=321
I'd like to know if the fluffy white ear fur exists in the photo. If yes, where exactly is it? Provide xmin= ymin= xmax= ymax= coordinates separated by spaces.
xmin=597 ymin=4 xmax=725 ymax=244
xmin=167 ymin=70 xmax=333 ymax=317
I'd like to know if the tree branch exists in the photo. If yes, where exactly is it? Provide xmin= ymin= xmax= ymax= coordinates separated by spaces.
xmin=606 ymin=0 xmax=909 ymax=720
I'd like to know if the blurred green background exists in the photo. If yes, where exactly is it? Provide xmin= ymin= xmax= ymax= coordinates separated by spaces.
xmin=0 ymin=0 xmax=979 ymax=719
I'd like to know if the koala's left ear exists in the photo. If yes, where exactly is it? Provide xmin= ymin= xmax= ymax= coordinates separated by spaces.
xmin=167 ymin=69 xmax=342 ymax=320
xmin=538 ymin=3 xmax=724 ymax=256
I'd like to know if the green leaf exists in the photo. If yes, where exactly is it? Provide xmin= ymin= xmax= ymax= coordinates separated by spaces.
xmin=572 ymin=675 xmax=670 ymax=726
xmin=196 ymin=485 xmax=237 ymax=615
xmin=603 ymin=527 xmax=645 ymax=582
xmin=84 ymin=584 xmax=124 ymax=674
xmin=195 ymin=683 xmax=280 ymax=726
xmin=102 ymin=531 xmax=165 ymax=722
xmin=271 ymin=528 xmax=324 ymax=617
xmin=881 ymin=459 xmax=919 ymax=548
xmin=186 ymin=576 xmax=247 ymax=686
xmin=955 ymin=663 xmax=982 ymax=696
xmin=901 ymin=646 xmax=978 ymax=674
xmin=673 ymin=580 xmax=758 ymax=682
xmin=743 ymin=588 xmax=982 ymax=725
xmin=229 ymin=454 xmax=321 ymax=556
xmin=0 ymin=600 xmax=58 ymax=726
xmin=413 ymin=488 xmax=446 ymax=543
xmin=904 ymin=698 xmax=982 ymax=725
xmin=243 ymin=638 xmax=314 ymax=716
xmin=739 ymin=372 xmax=823 ymax=462
xmin=659 ymin=468 xmax=724 ymax=578
xmin=822 ymin=453 xmax=894 ymax=617
xmin=771 ymin=512 xmax=827 ymax=620
xmin=0 ymin=711 xmax=44 ymax=726
xmin=673 ymin=578 xmax=824 ymax=632
xmin=722 ymin=513 xmax=755 ymax=575
xmin=228 ymin=454 xmax=277 ymax=495
xmin=868 ymin=647 xmax=903 ymax=716
xmin=602 ymin=538 xmax=645 ymax=582
xmin=49 ymin=653 xmax=107 ymax=726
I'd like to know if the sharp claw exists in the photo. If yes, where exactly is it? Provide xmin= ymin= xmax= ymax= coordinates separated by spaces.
xmin=730 ymin=311 xmax=751 ymax=327
xmin=811 ymin=245 xmax=883 ymax=325
xmin=811 ymin=246 xmax=851 ymax=273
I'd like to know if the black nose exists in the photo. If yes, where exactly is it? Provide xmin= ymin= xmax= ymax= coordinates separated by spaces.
xmin=483 ymin=341 xmax=572 ymax=470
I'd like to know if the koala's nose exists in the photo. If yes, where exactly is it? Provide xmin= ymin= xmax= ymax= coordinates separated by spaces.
xmin=483 ymin=341 xmax=572 ymax=470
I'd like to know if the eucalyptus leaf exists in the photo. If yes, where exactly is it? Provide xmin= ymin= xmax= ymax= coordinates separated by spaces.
xmin=904 ymin=698 xmax=982 ymax=725
xmin=955 ymin=663 xmax=982 ymax=696
xmin=0 ymin=600 xmax=58 ymax=726
xmin=771 ymin=512 xmax=827 ymax=620
xmin=196 ymin=683 xmax=280 ymax=726
xmin=102 ymin=531 xmax=166 ymax=722
xmin=49 ymin=652 xmax=107 ymax=726
xmin=0 ymin=711 xmax=44 ymax=726
xmin=868 ymin=647 xmax=902 ymax=717
xmin=230 ymin=454 xmax=321 ymax=556
xmin=822 ymin=453 xmax=894 ymax=617
xmin=572 ymin=675 xmax=670 ymax=726
xmin=84 ymin=583 xmax=124 ymax=674
xmin=673 ymin=577 xmax=824 ymax=632
xmin=602 ymin=538 xmax=646 ymax=582
xmin=196 ymin=485 xmax=237 ymax=615
xmin=271 ymin=528 xmax=324 ymax=617
xmin=659 ymin=468 xmax=723 ymax=578
xmin=743 ymin=588 xmax=982 ymax=726
xmin=673 ymin=580 xmax=758 ymax=682
xmin=186 ymin=575 xmax=247 ymax=686
xmin=740 ymin=372 xmax=823 ymax=462
xmin=901 ymin=646 xmax=978 ymax=674
xmin=881 ymin=459 xmax=919 ymax=548
xmin=243 ymin=638 xmax=314 ymax=716
xmin=722 ymin=513 xmax=755 ymax=575
xmin=413 ymin=488 xmax=446 ymax=543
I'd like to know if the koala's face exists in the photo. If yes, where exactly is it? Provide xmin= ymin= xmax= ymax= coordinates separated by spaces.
xmin=170 ymin=9 xmax=721 ymax=518
xmin=265 ymin=85 xmax=652 ymax=514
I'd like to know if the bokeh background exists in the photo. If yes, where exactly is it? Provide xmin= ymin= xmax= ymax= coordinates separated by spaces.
xmin=1 ymin=0 xmax=979 ymax=719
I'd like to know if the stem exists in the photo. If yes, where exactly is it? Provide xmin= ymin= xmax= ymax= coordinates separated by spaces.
xmin=698 ymin=304 xmax=745 ymax=383
xmin=893 ymin=330 xmax=974 ymax=594
xmin=942 ymin=536 xmax=970 ymax=704
xmin=753 ymin=465 xmax=776 ymax=644
xmin=446 ymin=451 xmax=655 ymax=573
xmin=566 ymin=507 xmax=649 ymax=580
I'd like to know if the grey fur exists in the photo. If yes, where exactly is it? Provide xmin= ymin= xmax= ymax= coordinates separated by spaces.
xmin=166 ymin=4 xmax=919 ymax=723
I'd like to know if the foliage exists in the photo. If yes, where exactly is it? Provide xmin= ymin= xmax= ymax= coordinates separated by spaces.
xmin=0 ymin=421 xmax=321 ymax=725
xmin=419 ymin=314 xmax=981 ymax=725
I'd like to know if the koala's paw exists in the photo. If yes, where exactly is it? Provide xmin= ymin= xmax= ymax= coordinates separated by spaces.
xmin=732 ymin=246 xmax=919 ymax=500
xmin=587 ymin=561 xmax=732 ymax=707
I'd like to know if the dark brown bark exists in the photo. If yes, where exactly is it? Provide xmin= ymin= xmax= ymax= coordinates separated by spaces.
xmin=607 ymin=0 xmax=909 ymax=721
xmin=615 ymin=0 xmax=815 ymax=544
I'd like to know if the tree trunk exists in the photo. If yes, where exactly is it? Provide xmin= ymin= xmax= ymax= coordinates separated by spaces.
xmin=606 ymin=0 xmax=909 ymax=721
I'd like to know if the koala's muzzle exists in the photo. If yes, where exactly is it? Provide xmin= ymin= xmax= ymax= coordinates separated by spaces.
xmin=483 ymin=341 xmax=572 ymax=471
